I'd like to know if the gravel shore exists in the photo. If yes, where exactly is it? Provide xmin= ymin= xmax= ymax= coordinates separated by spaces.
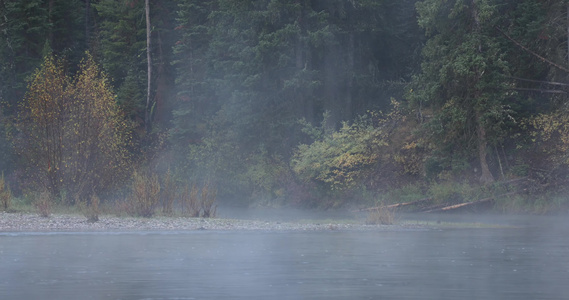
xmin=0 ymin=211 xmax=414 ymax=232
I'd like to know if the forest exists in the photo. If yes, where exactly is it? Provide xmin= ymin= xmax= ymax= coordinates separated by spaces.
xmin=1 ymin=0 xmax=569 ymax=216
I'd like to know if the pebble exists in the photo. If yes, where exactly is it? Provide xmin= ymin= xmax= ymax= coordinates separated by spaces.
xmin=0 ymin=211 xmax=422 ymax=232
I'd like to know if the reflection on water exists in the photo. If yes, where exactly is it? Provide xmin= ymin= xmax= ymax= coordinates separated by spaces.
xmin=1 ymin=217 xmax=568 ymax=299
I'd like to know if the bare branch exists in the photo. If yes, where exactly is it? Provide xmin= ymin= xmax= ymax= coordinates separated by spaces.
xmin=512 ymin=87 xmax=568 ymax=94
xmin=508 ymin=76 xmax=569 ymax=86
xmin=495 ymin=26 xmax=569 ymax=74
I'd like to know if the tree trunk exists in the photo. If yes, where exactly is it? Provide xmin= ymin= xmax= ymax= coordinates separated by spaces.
xmin=144 ymin=0 xmax=152 ymax=134
xmin=154 ymin=29 xmax=171 ymax=125
xmin=345 ymin=32 xmax=355 ymax=120
xmin=472 ymin=1 xmax=494 ymax=185
xmin=477 ymin=113 xmax=494 ymax=184
xmin=48 ymin=0 xmax=54 ymax=46
xmin=85 ymin=0 xmax=90 ymax=46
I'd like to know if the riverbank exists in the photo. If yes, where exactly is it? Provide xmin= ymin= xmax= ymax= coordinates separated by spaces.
xmin=0 ymin=211 xmax=425 ymax=232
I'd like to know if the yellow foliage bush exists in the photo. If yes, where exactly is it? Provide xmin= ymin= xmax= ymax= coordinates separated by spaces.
xmin=292 ymin=100 xmax=406 ymax=191
xmin=14 ymin=53 xmax=131 ymax=202
xmin=530 ymin=111 xmax=569 ymax=164
xmin=128 ymin=170 xmax=161 ymax=218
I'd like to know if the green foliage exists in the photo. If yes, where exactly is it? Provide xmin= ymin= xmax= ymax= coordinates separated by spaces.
xmin=0 ymin=117 xmax=15 ymax=180
xmin=530 ymin=110 xmax=569 ymax=165
xmin=171 ymin=0 xmax=423 ymax=203
xmin=292 ymin=101 xmax=403 ymax=191
xmin=93 ymin=0 xmax=146 ymax=86
xmin=411 ymin=0 xmax=514 ymax=183
xmin=0 ymin=0 xmax=49 ymax=102
xmin=385 ymin=184 xmax=425 ymax=204
xmin=427 ymin=181 xmax=474 ymax=205
xmin=93 ymin=0 xmax=148 ymax=131
xmin=3 ymin=0 xmax=569 ymax=212
xmin=493 ymin=191 xmax=569 ymax=215
xmin=0 ymin=0 xmax=86 ymax=111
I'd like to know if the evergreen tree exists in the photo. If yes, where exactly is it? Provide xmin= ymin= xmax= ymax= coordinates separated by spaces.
xmin=94 ymin=0 xmax=147 ymax=128
xmin=410 ymin=0 xmax=511 ymax=183
xmin=0 ymin=0 xmax=85 ymax=110
xmin=170 ymin=0 xmax=425 ymax=200
xmin=0 ymin=0 xmax=50 ymax=107
xmin=94 ymin=0 xmax=175 ymax=140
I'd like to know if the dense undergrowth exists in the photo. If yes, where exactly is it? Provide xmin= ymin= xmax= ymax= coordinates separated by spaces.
xmin=1 ymin=174 xmax=568 ymax=224
xmin=0 ymin=170 xmax=218 ymax=221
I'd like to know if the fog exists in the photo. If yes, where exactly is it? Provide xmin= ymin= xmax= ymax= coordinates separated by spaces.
xmin=2 ymin=1 xmax=569 ymax=298
xmin=2 ymin=214 xmax=568 ymax=299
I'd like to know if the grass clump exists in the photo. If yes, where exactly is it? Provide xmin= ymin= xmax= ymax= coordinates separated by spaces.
xmin=200 ymin=182 xmax=217 ymax=218
xmin=127 ymin=170 xmax=161 ymax=217
xmin=180 ymin=183 xmax=200 ymax=217
xmin=161 ymin=169 xmax=176 ymax=216
xmin=35 ymin=189 xmax=52 ymax=217
xmin=365 ymin=206 xmax=395 ymax=225
xmin=78 ymin=194 xmax=100 ymax=222
xmin=180 ymin=182 xmax=217 ymax=218
xmin=0 ymin=172 xmax=11 ymax=211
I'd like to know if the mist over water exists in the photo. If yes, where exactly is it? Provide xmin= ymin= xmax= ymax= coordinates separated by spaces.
xmin=1 ymin=215 xmax=568 ymax=299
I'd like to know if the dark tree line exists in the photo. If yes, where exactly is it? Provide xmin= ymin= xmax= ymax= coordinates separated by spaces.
xmin=1 ymin=0 xmax=569 ymax=207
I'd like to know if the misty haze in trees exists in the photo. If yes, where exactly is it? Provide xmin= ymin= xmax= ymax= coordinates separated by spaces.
xmin=1 ymin=0 xmax=569 ymax=209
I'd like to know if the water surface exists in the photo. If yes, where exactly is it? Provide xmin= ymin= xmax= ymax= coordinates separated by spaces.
xmin=1 ymin=216 xmax=568 ymax=299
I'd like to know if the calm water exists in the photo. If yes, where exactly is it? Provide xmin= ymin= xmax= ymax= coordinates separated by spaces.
xmin=1 ymin=216 xmax=568 ymax=299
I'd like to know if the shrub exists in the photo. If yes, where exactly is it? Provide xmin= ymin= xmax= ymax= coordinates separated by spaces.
xmin=200 ymin=183 xmax=217 ymax=218
xmin=180 ymin=183 xmax=200 ymax=217
xmin=128 ymin=171 xmax=161 ymax=217
xmin=387 ymin=184 xmax=425 ymax=203
xmin=365 ymin=207 xmax=395 ymax=225
xmin=13 ymin=53 xmax=131 ymax=204
xmin=36 ymin=190 xmax=52 ymax=218
xmin=161 ymin=169 xmax=176 ymax=216
xmin=79 ymin=194 xmax=100 ymax=222
xmin=292 ymin=100 xmax=404 ymax=192
xmin=0 ymin=172 xmax=11 ymax=211
xmin=179 ymin=182 xmax=217 ymax=218
xmin=427 ymin=181 xmax=473 ymax=204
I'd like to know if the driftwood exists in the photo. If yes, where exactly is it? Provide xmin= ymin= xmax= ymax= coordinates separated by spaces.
xmin=354 ymin=197 xmax=432 ymax=212
xmin=423 ymin=192 xmax=518 ymax=213
xmin=355 ymin=179 xmax=530 ymax=213
xmin=422 ymin=197 xmax=494 ymax=213
xmin=498 ymin=177 xmax=529 ymax=186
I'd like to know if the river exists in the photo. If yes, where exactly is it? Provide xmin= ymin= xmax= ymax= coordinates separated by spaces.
xmin=1 ymin=214 xmax=568 ymax=299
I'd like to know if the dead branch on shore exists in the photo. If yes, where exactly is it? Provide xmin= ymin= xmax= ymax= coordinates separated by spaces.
xmin=354 ymin=197 xmax=432 ymax=212
xmin=422 ymin=192 xmax=518 ymax=213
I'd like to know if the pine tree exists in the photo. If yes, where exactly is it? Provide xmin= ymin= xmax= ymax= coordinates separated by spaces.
xmin=93 ymin=0 xmax=147 ymax=127
xmin=411 ymin=0 xmax=511 ymax=183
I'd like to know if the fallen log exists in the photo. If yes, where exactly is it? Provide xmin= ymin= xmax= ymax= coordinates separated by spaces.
xmin=423 ymin=192 xmax=518 ymax=213
xmin=422 ymin=198 xmax=494 ymax=213
xmin=498 ymin=177 xmax=528 ymax=186
xmin=354 ymin=197 xmax=432 ymax=212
